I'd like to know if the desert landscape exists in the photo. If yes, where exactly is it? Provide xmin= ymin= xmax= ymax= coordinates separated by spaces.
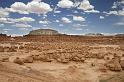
xmin=0 ymin=29 xmax=124 ymax=82
xmin=0 ymin=0 xmax=124 ymax=82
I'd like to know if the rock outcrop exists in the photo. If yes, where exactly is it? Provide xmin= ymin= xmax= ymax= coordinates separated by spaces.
xmin=13 ymin=57 xmax=24 ymax=65
xmin=28 ymin=29 xmax=60 ymax=35
xmin=106 ymin=58 xmax=122 ymax=71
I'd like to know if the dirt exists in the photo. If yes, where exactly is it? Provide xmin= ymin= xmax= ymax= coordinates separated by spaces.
xmin=0 ymin=35 xmax=124 ymax=82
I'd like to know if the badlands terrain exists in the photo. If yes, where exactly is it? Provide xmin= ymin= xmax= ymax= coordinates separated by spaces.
xmin=0 ymin=34 xmax=124 ymax=82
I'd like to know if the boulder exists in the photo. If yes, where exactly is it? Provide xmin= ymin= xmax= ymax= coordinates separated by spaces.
xmin=13 ymin=57 xmax=24 ymax=65
xmin=106 ymin=58 xmax=122 ymax=71
xmin=120 ymin=60 xmax=124 ymax=69
xmin=1 ymin=57 xmax=9 ymax=62
xmin=0 ymin=46 xmax=4 ymax=52
xmin=32 ymin=55 xmax=42 ymax=61
xmin=23 ymin=56 xmax=33 ymax=63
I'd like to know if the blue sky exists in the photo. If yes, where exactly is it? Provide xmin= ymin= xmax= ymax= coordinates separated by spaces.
xmin=0 ymin=0 xmax=124 ymax=36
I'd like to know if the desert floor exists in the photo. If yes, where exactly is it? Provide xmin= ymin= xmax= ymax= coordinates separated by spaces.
xmin=0 ymin=36 xmax=124 ymax=82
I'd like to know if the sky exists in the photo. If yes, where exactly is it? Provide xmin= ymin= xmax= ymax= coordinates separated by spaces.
xmin=0 ymin=0 xmax=124 ymax=36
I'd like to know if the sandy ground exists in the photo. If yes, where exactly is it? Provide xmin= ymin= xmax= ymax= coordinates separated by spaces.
xmin=0 ymin=40 xmax=124 ymax=82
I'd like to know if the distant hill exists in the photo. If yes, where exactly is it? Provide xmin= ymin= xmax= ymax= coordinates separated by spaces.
xmin=85 ymin=33 xmax=104 ymax=36
xmin=115 ymin=34 xmax=124 ymax=37
xmin=28 ymin=29 xmax=60 ymax=35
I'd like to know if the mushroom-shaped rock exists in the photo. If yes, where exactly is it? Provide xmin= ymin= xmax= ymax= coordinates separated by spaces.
xmin=1 ymin=57 xmax=9 ymax=62
xmin=13 ymin=57 xmax=24 ymax=65
xmin=106 ymin=58 xmax=122 ymax=71
xmin=0 ymin=46 xmax=4 ymax=52
xmin=23 ymin=56 xmax=33 ymax=63
xmin=120 ymin=60 xmax=124 ymax=69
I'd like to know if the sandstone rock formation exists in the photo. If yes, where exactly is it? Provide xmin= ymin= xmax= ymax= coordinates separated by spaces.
xmin=106 ymin=58 xmax=122 ymax=71
xmin=13 ymin=57 xmax=24 ymax=65
xmin=120 ymin=60 xmax=124 ymax=69
xmin=28 ymin=29 xmax=60 ymax=35
xmin=23 ymin=56 xmax=33 ymax=63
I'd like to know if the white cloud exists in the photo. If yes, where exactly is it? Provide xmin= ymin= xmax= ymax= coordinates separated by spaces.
xmin=7 ymin=17 xmax=35 ymax=23
xmin=55 ymin=20 xmax=59 ymax=22
xmin=57 ymin=0 xmax=74 ymax=8
xmin=27 ymin=1 xmax=52 ymax=14
xmin=73 ymin=16 xmax=85 ymax=21
xmin=10 ymin=2 xmax=28 ymax=14
xmin=13 ymin=23 xmax=32 ymax=28
xmin=107 ymin=11 xmax=118 ymax=15
xmin=100 ymin=16 xmax=104 ymax=19
xmin=39 ymin=20 xmax=49 ymax=24
xmin=107 ymin=1 xmax=124 ymax=16
xmin=0 ymin=18 xmax=7 ymax=23
xmin=73 ymin=0 xmax=80 ymax=7
xmin=33 ymin=0 xmax=42 ymax=2
xmin=0 ymin=8 xmax=9 ymax=17
xmin=73 ymin=24 xmax=87 ymax=28
xmin=106 ymin=10 xmax=124 ymax=16
xmin=84 ymin=10 xmax=100 ymax=13
xmin=115 ymin=22 xmax=124 ymax=26
xmin=73 ymin=10 xmax=78 ymax=13
xmin=0 ymin=17 xmax=34 ymax=24
xmin=78 ymin=0 xmax=94 ymax=10
xmin=75 ymin=28 xmax=83 ymax=30
xmin=19 ymin=28 xmax=29 ymax=30
xmin=61 ymin=17 xmax=71 ymax=23
xmin=8 ymin=1 xmax=52 ymax=15
xmin=3 ymin=29 xmax=12 ymax=31
xmin=77 ymin=0 xmax=100 ymax=13
xmin=0 ymin=24 xmax=4 ymax=27
xmin=118 ymin=10 xmax=124 ymax=16
xmin=54 ymin=10 xmax=61 ymax=13
xmin=0 ymin=18 xmax=13 ymax=23
xmin=16 ymin=17 xmax=35 ymax=22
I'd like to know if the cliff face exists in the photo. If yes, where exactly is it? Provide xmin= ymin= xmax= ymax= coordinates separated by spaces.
xmin=29 ymin=29 xmax=60 ymax=35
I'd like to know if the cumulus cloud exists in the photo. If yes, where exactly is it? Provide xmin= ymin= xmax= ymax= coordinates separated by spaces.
xmin=107 ymin=11 xmax=118 ymax=15
xmin=10 ymin=2 xmax=28 ymax=14
xmin=73 ymin=16 xmax=85 ymax=21
xmin=27 ymin=1 xmax=52 ymax=14
xmin=107 ymin=1 xmax=124 ymax=16
xmin=54 ymin=10 xmax=61 ymax=13
xmin=0 ymin=17 xmax=34 ymax=24
xmin=77 ymin=0 xmax=100 ymax=13
xmin=57 ymin=0 xmax=74 ymax=8
xmin=39 ymin=20 xmax=49 ymax=24
xmin=13 ymin=23 xmax=32 ymax=28
xmin=61 ymin=17 xmax=71 ymax=23
xmin=78 ymin=0 xmax=94 ymax=10
xmin=84 ymin=10 xmax=100 ymax=13
xmin=0 ymin=8 xmax=9 ymax=17
xmin=118 ymin=10 xmax=124 ymax=16
xmin=0 ymin=18 xmax=14 ymax=23
xmin=0 ymin=18 xmax=7 ymax=23
xmin=15 ymin=17 xmax=35 ymax=22
xmin=8 ymin=1 xmax=52 ymax=15
xmin=55 ymin=20 xmax=60 ymax=22
xmin=100 ymin=16 xmax=104 ymax=19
